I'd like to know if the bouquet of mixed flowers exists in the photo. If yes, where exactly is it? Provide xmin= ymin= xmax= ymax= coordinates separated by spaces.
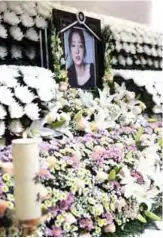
xmin=0 ymin=120 xmax=162 ymax=237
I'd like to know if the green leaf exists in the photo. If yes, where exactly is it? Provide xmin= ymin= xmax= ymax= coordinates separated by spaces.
xmin=74 ymin=111 xmax=83 ymax=122
xmin=137 ymin=214 xmax=147 ymax=223
xmin=51 ymin=119 xmax=65 ymax=129
xmin=108 ymin=169 xmax=116 ymax=181
xmin=114 ymin=166 xmax=119 ymax=173
xmin=148 ymin=118 xmax=157 ymax=123
xmin=135 ymin=127 xmax=144 ymax=143
xmin=126 ymin=151 xmax=133 ymax=160
xmin=144 ymin=211 xmax=162 ymax=221
xmin=158 ymin=138 xmax=163 ymax=148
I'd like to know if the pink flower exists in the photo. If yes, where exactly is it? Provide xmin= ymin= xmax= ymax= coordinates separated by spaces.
xmin=131 ymin=170 xmax=144 ymax=185
xmin=53 ymin=226 xmax=62 ymax=237
xmin=91 ymin=146 xmax=106 ymax=163
xmin=64 ymin=155 xmax=80 ymax=168
xmin=79 ymin=218 xmax=93 ymax=231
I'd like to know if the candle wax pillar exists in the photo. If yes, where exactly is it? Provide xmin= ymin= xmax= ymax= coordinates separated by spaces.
xmin=12 ymin=139 xmax=41 ymax=221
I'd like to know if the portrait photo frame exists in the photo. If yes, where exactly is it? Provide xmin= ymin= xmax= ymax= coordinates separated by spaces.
xmin=52 ymin=9 xmax=104 ymax=89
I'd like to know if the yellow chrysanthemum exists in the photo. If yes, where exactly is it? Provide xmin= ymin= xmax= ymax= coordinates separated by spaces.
xmin=6 ymin=180 xmax=12 ymax=187
xmin=45 ymin=200 xmax=52 ymax=208
xmin=2 ymin=185 xmax=9 ymax=193
xmin=57 ymin=214 xmax=64 ymax=223
xmin=47 ymin=187 xmax=52 ymax=194
xmin=60 ymin=193 xmax=67 ymax=200
xmin=55 ymin=220 xmax=61 ymax=227
xmin=90 ymin=122 xmax=97 ymax=132
xmin=7 ymin=201 xmax=14 ymax=210
xmin=2 ymin=173 xmax=10 ymax=182
xmin=7 ymin=194 xmax=14 ymax=202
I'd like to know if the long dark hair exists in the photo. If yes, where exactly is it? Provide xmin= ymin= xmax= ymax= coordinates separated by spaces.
xmin=68 ymin=28 xmax=86 ymax=57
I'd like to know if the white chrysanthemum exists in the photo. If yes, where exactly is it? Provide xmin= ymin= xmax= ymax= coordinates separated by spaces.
xmin=141 ymin=57 xmax=147 ymax=65
xmin=118 ymin=55 xmax=126 ymax=66
xmin=21 ymin=2 xmax=37 ymax=16
xmin=0 ymin=46 xmax=7 ymax=59
xmin=11 ymin=45 xmax=22 ymax=59
xmin=157 ymin=48 xmax=162 ymax=58
xmin=154 ymin=60 xmax=159 ymax=69
xmin=153 ymin=95 xmax=161 ymax=105
xmin=25 ymin=28 xmax=39 ymax=42
xmin=135 ymin=59 xmax=141 ymax=65
xmin=10 ymin=26 xmax=24 ymax=41
xmin=137 ymin=44 xmax=143 ymax=53
xmin=23 ymin=75 xmax=38 ymax=89
xmin=20 ymin=13 xmax=34 ymax=27
xmin=15 ymin=86 xmax=35 ymax=104
xmin=25 ymin=103 xmax=40 ymax=120
xmin=129 ymin=44 xmax=136 ymax=54
xmin=0 ymin=86 xmax=14 ymax=106
xmin=144 ymin=45 xmax=151 ymax=55
xmin=10 ymin=120 xmax=24 ymax=134
xmin=35 ymin=16 xmax=47 ymax=29
xmin=9 ymin=102 xmax=24 ymax=119
xmin=145 ymin=84 xmax=155 ymax=95
xmin=116 ymin=42 xmax=122 ymax=52
xmin=3 ymin=11 xmax=20 ymax=25
xmin=0 ymin=105 xmax=7 ymax=120
xmin=147 ymin=58 xmax=153 ymax=66
xmin=137 ymin=35 xmax=143 ymax=44
xmin=153 ymin=105 xmax=162 ymax=114
xmin=37 ymin=88 xmax=54 ymax=102
xmin=123 ymin=43 xmax=129 ymax=53
xmin=111 ymin=56 xmax=118 ymax=65
xmin=0 ymin=66 xmax=19 ymax=88
xmin=0 ymin=24 xmax=8 ymax=38
xmin=0 ymin=121 xmax=5 ymax=137
xmin=36 ymin=3 xmax=51 ymax=18
xmin=0 ymin=1 xmax=7 ymax=12
xmin=7 ymin=2 xmax=23 ymax=14
xmin=25 ymin=47 xmax=36 ymax=60
xmin=126 ymin=57 xmax=133 ymax=66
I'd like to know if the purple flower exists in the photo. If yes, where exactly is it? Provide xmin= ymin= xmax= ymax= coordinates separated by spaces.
xmin=118 ymin=126 xmax=136 ymax=135
xmin=111 ymin=181 xmax=121 ymax=191
xmin=126 ymin=144 xmax=136 ymax=151
xmin=79 ymin=218 xmax=93 ymax=231
xmin=106 ymin=147 xmax=122 ymax=162
xmin=102 ymin=213 xmax=113 ymax=225
xmin=45 ymin=227 xmax=62 ymax=237
xmin=62 ymin=155 xmax=80 ymax=168
xmin=48 ymin=206 xmax=59 ymax=217
xmin=59 ymin=193 xmax=74 ymax=211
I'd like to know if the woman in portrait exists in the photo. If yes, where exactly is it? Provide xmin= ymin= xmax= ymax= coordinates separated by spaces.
xmin=67 ymin=28 xmax=95 ymax=89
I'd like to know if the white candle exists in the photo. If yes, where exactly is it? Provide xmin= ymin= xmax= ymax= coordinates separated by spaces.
xmin=12 ymin=139 xmax=41 ymax=221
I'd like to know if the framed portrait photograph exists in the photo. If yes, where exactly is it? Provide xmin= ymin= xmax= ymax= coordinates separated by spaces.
xmin=52 ymin=9 xmax=104 ymax=89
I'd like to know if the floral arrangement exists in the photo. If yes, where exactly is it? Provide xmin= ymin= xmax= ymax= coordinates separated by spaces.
xmin=0 ymin=11 xmax=162 ymax=237
xmin=0 ymin=65 xmax=59 ymax=140
xmin=0 ymin=120 xmax=162 ymax=237
xmin=105 ymin=25 xmax=163 ymax=71
xmin=113 ymin=69 xmax=163 ymax=114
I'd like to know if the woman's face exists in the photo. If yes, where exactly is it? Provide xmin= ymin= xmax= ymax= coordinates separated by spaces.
xmin=70 ymin=32 xmax=84 ymax=66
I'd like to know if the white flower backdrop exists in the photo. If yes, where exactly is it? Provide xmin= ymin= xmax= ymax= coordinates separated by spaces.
xmin=0 ymin=1 xmax=51 ymax=65
xmin=113 ymin=70 xmax=163 ymax=114
xmin=0 ymin=65 xmax=59 ymax=140
xmin=108 ymin=24 xmax=163 ymax=71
